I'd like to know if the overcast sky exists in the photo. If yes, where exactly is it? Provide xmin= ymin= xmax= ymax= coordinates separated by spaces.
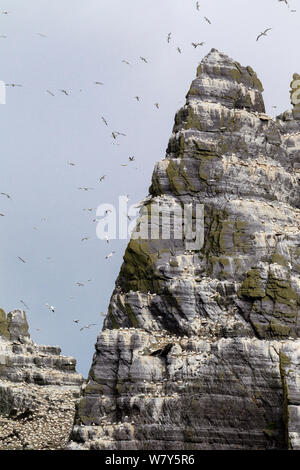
xmin=0 ymin=0 xmax=299 ymax=376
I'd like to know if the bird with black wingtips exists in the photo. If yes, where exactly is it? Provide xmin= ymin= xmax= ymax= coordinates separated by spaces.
xmin=45 ymin=303 xmax=55 ymax=313
xmin=80 ymin=324 xmax=97 ymax=331
xmin=278 ymin=0 xmax=289 ymax=7
xmin=1 ymin=192 xmax=12 ymax=199
xmin=6 ymin=83 xmax=22 ymax=87
xmin=192 ymin=42 xmax=205 ymax=48
xmin=256 ymin=28 xmax=272 ymax=41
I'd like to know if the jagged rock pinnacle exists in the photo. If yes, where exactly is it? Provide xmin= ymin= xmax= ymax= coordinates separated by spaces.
xmin=68 ymin=51 xmax=300 ymax=450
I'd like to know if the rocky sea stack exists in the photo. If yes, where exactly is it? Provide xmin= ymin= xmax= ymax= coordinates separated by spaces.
xmin=66 ymin=48 xmax=300 ymax=450
xmin=0 ymin=309 xmax=83 ymax=449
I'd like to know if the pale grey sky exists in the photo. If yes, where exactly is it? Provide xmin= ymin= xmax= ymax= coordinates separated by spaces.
xmin=0 ymin=0 xmax=299 ymax=375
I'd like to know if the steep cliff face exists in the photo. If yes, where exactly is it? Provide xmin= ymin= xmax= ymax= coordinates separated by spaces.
xmin=68 ymin=49 xmax=300 ymax=450
xmin=0 ymin=309 xmax=83 ymax=450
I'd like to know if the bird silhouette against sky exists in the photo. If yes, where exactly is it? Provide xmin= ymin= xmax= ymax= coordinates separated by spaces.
xmin=1 ymin=192 xmax=11 ymax=199
xmin=80 ymin=323 xmax=97 ymax=331
xmin=278 ymin=0 xmax=289 ymax=6
xmin=6 ymin=83 xmax=22 ymax=87
xmin=256 ymin=28 xmax=272 ymax=41
xmin=45 ymin=303 xmax=55 ymax=312
xmin=192 ymin=42 xmax=205 ymax=48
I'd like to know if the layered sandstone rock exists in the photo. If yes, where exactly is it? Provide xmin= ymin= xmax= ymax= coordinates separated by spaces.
xmin=68 ymin=49 xmax=300 ymax=450
xmin=0 ymin=309 xmax=83 ymax=450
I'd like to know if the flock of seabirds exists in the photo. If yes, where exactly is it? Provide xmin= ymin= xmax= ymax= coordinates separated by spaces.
xmin=0 ymin=0 xmax=297 ymax=334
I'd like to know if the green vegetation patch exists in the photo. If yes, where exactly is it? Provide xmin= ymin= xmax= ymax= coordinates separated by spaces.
xmin=239 ymin=269 xmax=265 ymax=299
xmin=266 ymin=275 xmax=298 ymax=309
xmin=271 ymin=254 xmax=289 ymax=267
xmin=119 ymin=239 xmax=163 ymax=293
xmin=0 ymin=308 xmax=9 ymax=339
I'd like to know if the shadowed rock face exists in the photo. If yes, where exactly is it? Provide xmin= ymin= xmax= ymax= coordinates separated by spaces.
xmin=0 ymin=309 xmax=83 ymax=450
xmin=68 ymin=49 xmax=300 ymax=450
